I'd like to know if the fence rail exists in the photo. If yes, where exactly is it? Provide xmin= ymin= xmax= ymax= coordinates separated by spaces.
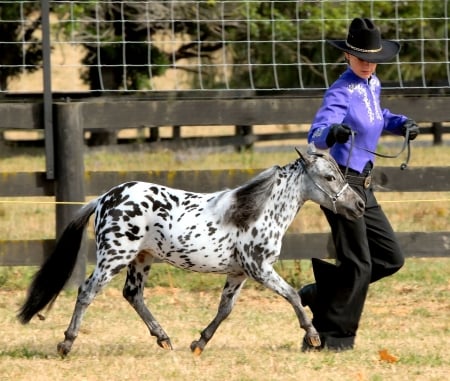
xmin=1 ymin=231 xmax=449 ymax=268
xmin=1 ymin=93 xmax=449 ymax=149
xmin=2 ymin=92 xmax=450 ymax=129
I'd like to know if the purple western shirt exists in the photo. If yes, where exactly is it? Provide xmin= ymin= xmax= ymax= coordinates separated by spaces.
xmin=308 ymin=67 xmax=408 ymax=173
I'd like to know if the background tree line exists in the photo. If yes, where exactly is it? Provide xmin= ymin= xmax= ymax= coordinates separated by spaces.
xmin=1 ymin=0 xmax=447 ymax=91
xmin=0 ymin=1 xmax=447 ymax=143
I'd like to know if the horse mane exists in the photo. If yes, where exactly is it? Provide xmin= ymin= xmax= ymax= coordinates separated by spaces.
xmin=224 ymin=166 xmax=280 ymax=229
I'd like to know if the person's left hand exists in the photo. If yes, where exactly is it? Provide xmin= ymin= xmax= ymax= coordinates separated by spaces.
xmin=402 ymin=119 xmax=420 ymax=141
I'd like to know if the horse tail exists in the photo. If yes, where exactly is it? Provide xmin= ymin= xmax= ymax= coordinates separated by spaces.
xmin=17 ymin=197 xmax=99 ymax=324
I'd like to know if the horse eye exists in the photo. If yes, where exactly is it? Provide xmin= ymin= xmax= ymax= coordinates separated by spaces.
xmin=325 ymin=175 xmax=336 ymax=181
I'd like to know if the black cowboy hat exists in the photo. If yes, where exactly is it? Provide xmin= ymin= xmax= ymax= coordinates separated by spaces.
xmin=327 ymin=18 xmax=400 ymax=63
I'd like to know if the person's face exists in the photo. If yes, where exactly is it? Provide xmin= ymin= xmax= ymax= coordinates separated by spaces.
xmin=345 ymin=53 xmax=377 ymax=79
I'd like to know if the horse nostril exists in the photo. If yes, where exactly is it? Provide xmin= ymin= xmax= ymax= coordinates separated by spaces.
xmin=357 ymin=200 xmax=365 ymax=210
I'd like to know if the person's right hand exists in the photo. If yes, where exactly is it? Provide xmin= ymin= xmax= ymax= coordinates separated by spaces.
xmin=326 ymin=124 xmax=352 ymax=147
xmin=401 ymin=119 xmax=420 ymax=141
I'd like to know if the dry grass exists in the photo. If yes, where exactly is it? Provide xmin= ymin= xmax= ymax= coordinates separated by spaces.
xmin=0 ymin=258 xmax=449 ymax=381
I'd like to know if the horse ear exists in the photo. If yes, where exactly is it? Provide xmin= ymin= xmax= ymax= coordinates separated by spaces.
xmin=295 ymin=147 xmax=310 ymax=165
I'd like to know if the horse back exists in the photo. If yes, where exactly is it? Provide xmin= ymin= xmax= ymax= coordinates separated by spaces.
xmin=93 ymin=181 xmax=241 ymax=273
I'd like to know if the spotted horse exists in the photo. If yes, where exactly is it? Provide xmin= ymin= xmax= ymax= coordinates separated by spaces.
xmin=18 ymin=146 xmax=364 ymax=357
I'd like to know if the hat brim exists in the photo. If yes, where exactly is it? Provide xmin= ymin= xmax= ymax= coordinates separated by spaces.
xmin=327 ymin=39 xmax=400 ymax=63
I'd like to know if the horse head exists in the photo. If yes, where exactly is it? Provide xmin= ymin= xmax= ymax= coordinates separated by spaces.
xmin=295 ymin=146 xmax=364 ymax=220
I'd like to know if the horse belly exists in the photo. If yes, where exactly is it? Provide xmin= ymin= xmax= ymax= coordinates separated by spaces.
xmin=143 ymin=234 xmax=237 ymax=274
xmin=173 ymin=253 xmax=234 ymax=273
xmin=139 ymin=201 xmax=239 ymax=272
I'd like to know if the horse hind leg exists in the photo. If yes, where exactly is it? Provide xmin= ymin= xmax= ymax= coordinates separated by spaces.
xmin=57 ymin=262 xmax=123 ymax=357
xmin=123 ymin=251 xmax=172 ymax=350
xmin=190 ymin=273 xmax=247 ymax=355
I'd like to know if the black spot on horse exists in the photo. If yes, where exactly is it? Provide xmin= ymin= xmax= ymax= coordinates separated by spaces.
xmin=124 ymin=201 xmax=144 ymax=217
xmin=126 ymin=231 xmax=141 ymax=241
xmin=129 ymin=224 xmax=140 ymax=235
xmin=169 ymin=194 xmax=179 ymax=205
xmin=111 ymin=264 xmax=126 ymax=276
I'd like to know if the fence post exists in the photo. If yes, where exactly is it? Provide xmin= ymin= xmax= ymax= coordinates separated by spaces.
xmin=431 ymin=122 xmax=443 ymax=145
xmin=235 ymin=125 xmax=254 ymax=151
xmin=54 ymin=102 xmax=87 ymax=287
xmin=173 ymin=125 xmax=181 ymax=140
xmin=149 ymin=126 xmax=160 ymax=142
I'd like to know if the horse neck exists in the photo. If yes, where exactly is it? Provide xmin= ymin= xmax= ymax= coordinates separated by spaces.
xmin=265 ymin=161 xmax=306 ymax=232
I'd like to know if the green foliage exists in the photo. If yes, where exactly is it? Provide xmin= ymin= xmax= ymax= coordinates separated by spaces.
xmin=2 ymin=1 xmax=446 ymax=91
xmin=226 ymin=1 xmax=450 ymax=87
xmin=53 ymin=1 xmax=170 ymax=90
xmin=0 ymin=3 xmax=43 ymax=89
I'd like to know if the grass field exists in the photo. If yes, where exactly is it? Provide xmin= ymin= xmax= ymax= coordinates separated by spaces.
xmin=0 ymin=137 xmax=449 ymax=380
xmin=0 ymin=258 xmax=449 ymax=381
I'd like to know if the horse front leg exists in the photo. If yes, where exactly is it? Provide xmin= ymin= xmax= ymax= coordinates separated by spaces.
xmin=251 ymin=266 xmax=321 ymax=349
xmin=123 ymin=254 xmax=172 ymax=350
xmin=190 ymin=274 xmax=247 ymax=355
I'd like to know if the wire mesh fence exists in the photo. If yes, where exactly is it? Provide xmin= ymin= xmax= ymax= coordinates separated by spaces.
xmin=1 ymin=0 xmax=449 ymax=94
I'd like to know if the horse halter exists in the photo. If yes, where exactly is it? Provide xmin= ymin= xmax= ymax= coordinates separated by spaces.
xmin=298 ymin=154 xmax=349 ymax=214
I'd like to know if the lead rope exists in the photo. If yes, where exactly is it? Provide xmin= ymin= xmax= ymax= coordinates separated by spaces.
xmin=345 ymin=128 xmax=411 ymax=175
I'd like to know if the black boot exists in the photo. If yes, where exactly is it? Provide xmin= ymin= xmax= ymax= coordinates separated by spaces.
xmin=299 ymin=283 xmax=318 ymax=312
xmin=299 ymin=259 xmax=337 ymax=313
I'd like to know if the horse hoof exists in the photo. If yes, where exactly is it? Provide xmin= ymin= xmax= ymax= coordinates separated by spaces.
xmin=192 ymin=347 xmax=203 ymax=356
xmin=308 ymin=334 xmax=321 ymax=347
xmin=190 ymin=340 xmax=204 ymax=356
xmin=158 ymin=338 xmax=173 ymax=350
xmin=57 ymin=342 xmax=70 ymax=357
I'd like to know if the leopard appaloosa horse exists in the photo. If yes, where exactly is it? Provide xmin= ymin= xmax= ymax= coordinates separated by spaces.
xmin=18 ymin=146 xmax=364 ymax=356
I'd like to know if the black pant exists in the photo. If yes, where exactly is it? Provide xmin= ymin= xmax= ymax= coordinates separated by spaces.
xmin=312 ymin=183 xmax=404 ymax=338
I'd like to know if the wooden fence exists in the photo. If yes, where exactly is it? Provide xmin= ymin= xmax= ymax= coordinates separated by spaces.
xmin=0 ymin=93 xmax=449 ymax=284
xmin=0 ymin=167 xmax=449 ymax=278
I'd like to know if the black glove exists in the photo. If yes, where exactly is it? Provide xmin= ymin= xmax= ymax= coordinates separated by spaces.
xmin=326 ymin=124 xmax=352 ymax=147
xmin=401 ymin=119 xmax=419 ymax=141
